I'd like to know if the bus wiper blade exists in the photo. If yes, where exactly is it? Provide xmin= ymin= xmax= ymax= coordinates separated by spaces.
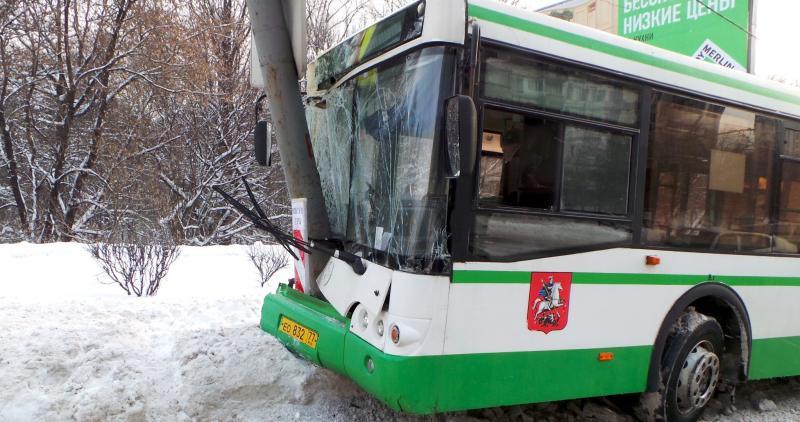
xmin=212 ymin=181 xmax=304 ymax=260
xmin=212 ymin=178 xmax=366 ymax=275
xmin=308 ymin=238 xmax=366 ymax=275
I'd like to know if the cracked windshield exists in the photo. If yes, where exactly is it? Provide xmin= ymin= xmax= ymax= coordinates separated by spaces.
xmin=307 ymin=47 xmax=454 ymax=274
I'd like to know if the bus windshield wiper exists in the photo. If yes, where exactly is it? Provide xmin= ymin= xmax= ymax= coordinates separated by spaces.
xmin=213 ymin=177 xmax=366 ymax=275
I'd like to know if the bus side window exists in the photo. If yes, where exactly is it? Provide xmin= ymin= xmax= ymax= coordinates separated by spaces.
xmin=470 ymin=46 xmax=640 ymax=260
xmin=478 ymin=108 xmax=559 ymax=210
xmin=481 ymin=47 xmax=640 ymax=127
xmin=776 ymin=129 xmax=800 ymax=252
xmin=560 ymin=125 xmax=631 ymax=215
xmin=642 ymin=92 xmax=785 ymax=253
xmin=478 ymin=131 xmax=503 ymax=198
xmin=478 ymin=107 xmax=631 ymax=215
xmin=471 ymin=107 xmax=633 ymax=259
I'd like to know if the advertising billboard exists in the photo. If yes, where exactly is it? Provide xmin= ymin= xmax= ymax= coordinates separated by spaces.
xmin=619 ymin=0 xmax=751 ymax=71
xmin=541 ymin=0 xmax=752 ymax=72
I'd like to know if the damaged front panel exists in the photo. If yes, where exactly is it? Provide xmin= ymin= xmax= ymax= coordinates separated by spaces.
xmin=307 ymin=47 xmax=455 ymax=275
xmin=307 ymin=87 xmax=354 ymax=237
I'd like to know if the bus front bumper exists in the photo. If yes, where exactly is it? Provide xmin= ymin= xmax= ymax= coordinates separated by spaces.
xmin=260 ymin=285 xmax=441 ymax=414
xmin=261 ymin=285 xmax=652 ymax=414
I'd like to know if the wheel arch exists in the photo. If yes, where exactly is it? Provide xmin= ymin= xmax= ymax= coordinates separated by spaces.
xmin=645 ymin=282 xmax=752 ymax=391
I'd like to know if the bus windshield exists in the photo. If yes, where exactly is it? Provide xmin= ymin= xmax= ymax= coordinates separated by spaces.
xmin=307 ymin=47 xmax=454 ymax=274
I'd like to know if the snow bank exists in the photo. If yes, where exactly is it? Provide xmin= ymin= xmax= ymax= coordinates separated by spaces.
xmin=0 ymin=297 xmax=372 ymax=421
xmin=0 ymin=243 xmax=374 ymax=421
xmin=0 ymin=242 xmax=293 ymax=300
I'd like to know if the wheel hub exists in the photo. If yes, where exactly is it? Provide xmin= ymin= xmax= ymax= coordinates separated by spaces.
xmin=676 ymin=340 xmax=720 ymax=414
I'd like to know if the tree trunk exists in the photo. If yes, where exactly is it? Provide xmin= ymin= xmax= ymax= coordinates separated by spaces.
xmin=62 ymin=0 xmax=132 ymax=239
xmin=0 ymin=110 xmax=27 ymax=227
xmin=0 ymin=13 xmax=28 ymax=228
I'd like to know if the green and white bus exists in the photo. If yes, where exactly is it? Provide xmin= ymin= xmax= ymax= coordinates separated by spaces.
xmin=259 ymin=0 xmax=800 ymax=419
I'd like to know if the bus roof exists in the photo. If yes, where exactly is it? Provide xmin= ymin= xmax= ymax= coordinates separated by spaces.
xmin=469 ymin=0 xmax=800 ymax=119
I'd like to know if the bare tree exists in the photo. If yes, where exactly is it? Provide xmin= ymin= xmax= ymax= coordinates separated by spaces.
xmin=306 ymin=0 xmax=374 ymax=60
xmin=0 ymin=0 xmax=180 ymax=242
xmin=89 ymin=216 xmax=180 ymax=297
xmin=153 ymin=0 xmax=290 ymax=246
xmin=90 ymin=240 xmax=180 ymax=296
xmin=0 ymin=4 xmax=27 ymax=230
xmin=1 ymin=0 xmax=434 ymax=248
xmin=248 ymin=241 xmax=289 ymax=287
xmin=363 ymin=0 xmax=414 ymax=21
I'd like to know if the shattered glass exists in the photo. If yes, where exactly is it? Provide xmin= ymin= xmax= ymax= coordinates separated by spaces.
xmin=307 ymin=47 xmax=453 ymax=274
xmin=306 ymin=87 xmax=354 ymax=237
xmin=314 ymin=1 xmax=425 ymax=90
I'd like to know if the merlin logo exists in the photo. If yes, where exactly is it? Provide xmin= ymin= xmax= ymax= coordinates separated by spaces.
xmin=693 ymin=39 xmax=745 ymax=71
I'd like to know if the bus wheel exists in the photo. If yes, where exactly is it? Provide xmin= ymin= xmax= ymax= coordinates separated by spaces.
xmin=645 ymin=311 xmax=724 ymax=422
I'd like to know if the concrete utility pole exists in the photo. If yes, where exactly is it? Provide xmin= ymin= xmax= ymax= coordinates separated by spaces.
xmin=247 ymin=0 xmax=331 ymax=296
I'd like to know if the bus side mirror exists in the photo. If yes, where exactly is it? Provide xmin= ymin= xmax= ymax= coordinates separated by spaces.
xmin=255 ymin=120 xmax=273 ymax=166
xmin=444 ymin=95 xmax=478 ymax=179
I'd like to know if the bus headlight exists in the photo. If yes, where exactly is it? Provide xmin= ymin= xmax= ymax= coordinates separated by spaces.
xmin=390 ymin=324 xmax=400 ymax=344
xmin=358 ymin=308 xmax=369 ymax=330
xmin=376 ymin=319 xmax=384 ymax=337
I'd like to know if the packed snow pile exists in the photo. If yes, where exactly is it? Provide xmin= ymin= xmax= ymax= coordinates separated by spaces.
xmin=1 ymin=243 xmax=798 ymax=421
xmin=1 ymin=298 xmax=351 ymax=421
xmin=0 ymin=242 xmax=375 ymax=421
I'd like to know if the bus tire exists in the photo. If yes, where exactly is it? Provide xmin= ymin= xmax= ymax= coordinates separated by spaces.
xmin=641 ymin=310 xmax=724 ymax=422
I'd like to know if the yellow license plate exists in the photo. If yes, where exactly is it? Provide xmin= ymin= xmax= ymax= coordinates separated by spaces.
xmin=278 ymin=316 xmax=319 ymax=349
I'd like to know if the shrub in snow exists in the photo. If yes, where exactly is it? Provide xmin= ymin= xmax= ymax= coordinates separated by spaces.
xmin=248 ymin=241 xmax=289 ymax=287
xmin=90 ymin=242 xmax=180 ymax=296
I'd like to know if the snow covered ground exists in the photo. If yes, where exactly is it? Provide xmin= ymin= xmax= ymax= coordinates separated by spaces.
xmin=1 ymin=243 xmax=798 ymax=421
xmin=0 ymin=243 xmax=378 ymax=421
